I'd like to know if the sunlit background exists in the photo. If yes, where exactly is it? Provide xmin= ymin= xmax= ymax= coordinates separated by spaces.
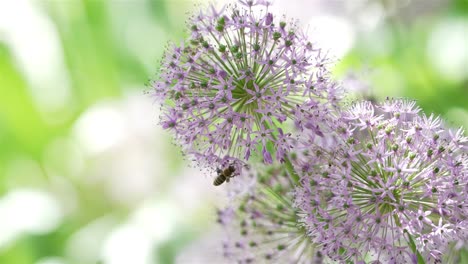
xmin=0 ymin=0 xmax=466 ymax=263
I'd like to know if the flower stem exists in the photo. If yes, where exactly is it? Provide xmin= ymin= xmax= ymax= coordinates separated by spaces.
xmin=405 ymin=229 xmax=426 ymax=264
xmin=261 ymin=120 xmax=300 ymax=184
xmin=284 ymin=157 xmax=300 ymax=184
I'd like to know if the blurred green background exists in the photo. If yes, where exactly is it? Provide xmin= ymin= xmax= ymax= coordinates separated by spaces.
xmin=0 ymin=0 xmax=466 ymax=264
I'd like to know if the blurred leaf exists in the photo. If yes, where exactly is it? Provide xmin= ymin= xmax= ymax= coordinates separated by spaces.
xmin=155 ymin=229 xmax=195 ymax=264
xmin=45 ymin=0 xmax=121 ymax=107
xmin=453 ymin=0 xmax=468 ymax=14
xmin=149 ymin=0 xmax=171 ymax=27
xmin=0 ymin=240 xmax=36 ymax=264
xmin=0 ymin=44 xmax=50 ymax=158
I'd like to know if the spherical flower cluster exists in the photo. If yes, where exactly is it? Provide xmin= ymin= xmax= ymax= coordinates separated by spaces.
xmin=152 ymin=1 xmax=341 ymax=167
xmin=293 ymin=99 xmax=468 ymax=263
xmin=218 ymin=165 xmax=324 ymax=263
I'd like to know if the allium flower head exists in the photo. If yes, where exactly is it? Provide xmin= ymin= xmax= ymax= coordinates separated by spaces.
xmin=152 ymin=1 xmax=341 ymax=167
xmin=293 ymin=99 xmax=468 ymax=263
xmin=218 ymin=166 xmax=323 ymax=263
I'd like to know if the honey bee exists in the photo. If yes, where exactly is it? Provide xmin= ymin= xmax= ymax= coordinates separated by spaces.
xmin=213 ymin=165 xmax=236 ymax=186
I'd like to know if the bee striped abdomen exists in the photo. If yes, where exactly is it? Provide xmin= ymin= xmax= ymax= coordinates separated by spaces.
xmin=213 ymin=174 xmax=227 ymax=186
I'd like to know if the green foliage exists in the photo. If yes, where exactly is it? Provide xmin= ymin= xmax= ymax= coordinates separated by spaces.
xmin=405 ymin=232 xmax=426 ymax=264
xmin=336 ymin=5 xmax=468 ymax=127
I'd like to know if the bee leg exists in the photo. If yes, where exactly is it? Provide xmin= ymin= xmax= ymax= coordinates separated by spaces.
xmin=226 ymin=178 xmax=230 ymax=183
xmin=216 ymin=168 xmax=222 ymax=174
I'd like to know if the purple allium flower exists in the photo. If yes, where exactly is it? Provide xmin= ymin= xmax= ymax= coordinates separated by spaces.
xmin=152 ymin=1 xmax=341 ymax=168
xmin=218 ymin=165 xmax=324 ymax=263
xmin=293 ymin=99 xmax=468 ymax=263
